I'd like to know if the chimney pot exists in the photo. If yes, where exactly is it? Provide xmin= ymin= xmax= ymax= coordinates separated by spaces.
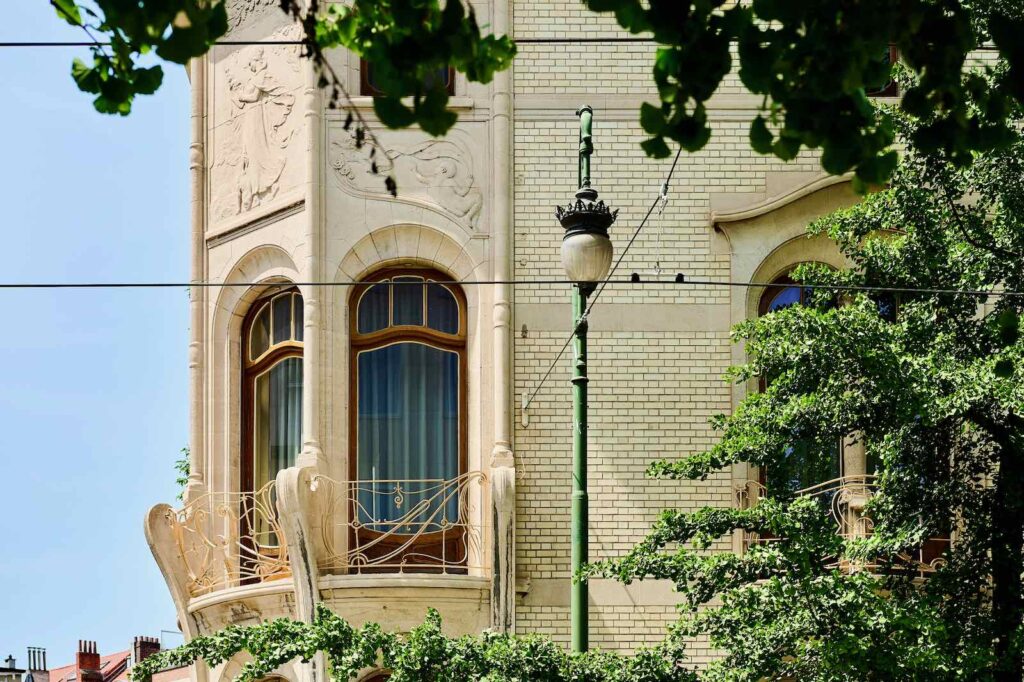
xmin=75 ymin=641 xmax=101 ymax=682
xmin=132 ymin=637 xmax=160 ymax=665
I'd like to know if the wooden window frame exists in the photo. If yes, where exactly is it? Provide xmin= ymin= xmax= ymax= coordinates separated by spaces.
xmin=241 ymin=288 xmax=304 ymax=496
xmin=359 ymin=59 xmax=456 ymax=97
xmin=756 ymin=274 xmax=844 ymax=493
xmin=348 ymin=267 xmax=469 ymax=573
xmin=867 ymin=45 xmax=900 ymax=98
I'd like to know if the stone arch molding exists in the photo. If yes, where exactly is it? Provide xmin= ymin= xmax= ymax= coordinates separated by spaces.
xmin=712 ymin=174 xmax=859 ymax=304
xmin=336 ymin=223 xmax=486 ymax=284
xmin=718 ymin=174 xmax=860 ymax=421
xmin=745 ymin=238 xmax=849 ymax=322
xmin=213 ymin=243 xmax=301 ymax=336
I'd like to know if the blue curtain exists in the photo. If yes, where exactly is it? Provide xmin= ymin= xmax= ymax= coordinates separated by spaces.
xmin=357 ymin=343 xmax=459 ymax=531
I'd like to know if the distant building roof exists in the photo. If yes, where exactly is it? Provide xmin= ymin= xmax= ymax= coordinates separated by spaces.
xmin=48 ymin=652 xmax=130 ymax=682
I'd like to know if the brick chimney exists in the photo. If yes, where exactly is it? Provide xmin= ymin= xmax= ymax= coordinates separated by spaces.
xmin=75 ymin=642 xmax=102 ymax=682
xmin=131 ymin=638 xmax=160 ymax=666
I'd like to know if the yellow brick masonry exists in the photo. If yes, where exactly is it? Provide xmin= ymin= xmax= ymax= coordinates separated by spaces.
xmin=508 ymin=1 xmax=1002 ymax=663
xmin=509 ymin=2 xmax=816 ymax=663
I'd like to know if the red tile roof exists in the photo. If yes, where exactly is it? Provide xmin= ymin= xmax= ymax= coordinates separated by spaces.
xmin=48 ymin=652 xmax=131 ymax=682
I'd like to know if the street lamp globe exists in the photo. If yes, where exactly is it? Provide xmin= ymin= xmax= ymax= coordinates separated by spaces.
xmin=561 ymin=228 xmax=613 ymax=283
xmin=556 ymin=186 xmax=618 ymax=284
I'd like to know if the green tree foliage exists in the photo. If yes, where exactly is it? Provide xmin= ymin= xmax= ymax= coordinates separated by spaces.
xmin=51 ymin=0 xmax=227 ymax=114
xmin=129 ymin=605 xmax=693 ymax=682
xmin=175 ymin=446 xmax=190 ymax=501
xmin=54 ymin=0 xmax=1024 ymax=187
xmin=589 ymin=80 xmax=1024 ymax=679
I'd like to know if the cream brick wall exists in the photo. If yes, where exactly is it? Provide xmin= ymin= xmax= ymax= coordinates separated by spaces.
xmin=510 ymin=2 xmax=831 ymax=663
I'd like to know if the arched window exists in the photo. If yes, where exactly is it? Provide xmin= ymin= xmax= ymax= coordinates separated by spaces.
xmin=350 ymin=268 xmax=466 ymax=562
xmin=758 ymin=274 xmax=841 ymax=497
xmin=243 ymin=289 xmax=304 ymax=494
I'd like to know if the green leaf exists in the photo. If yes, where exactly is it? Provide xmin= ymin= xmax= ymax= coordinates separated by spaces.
xmin=52 ymin=0 xmax=81 ymax=26
xmin=640 ymin=102 xmax=666 ymax=135
xmin=995 ymin=358 xmax=1014 ymax=377
xmin=132 ymin=66 xmax=164 ymax=96
xmin=373 ymin=95 xmax=417 ymax=129
xmin=855 ymin=151 xmax=899 ymax=186
xmin=997 ymin=308 xmax=1019 ymax=347
xmin=750 ymin=116 xmax=773 ymax=154
xmin=641 ymin=136 xmax=672 ymax=158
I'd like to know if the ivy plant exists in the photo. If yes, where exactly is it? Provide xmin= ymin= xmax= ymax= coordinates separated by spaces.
xmin=130 ymin=606 xmax=693 ymax=682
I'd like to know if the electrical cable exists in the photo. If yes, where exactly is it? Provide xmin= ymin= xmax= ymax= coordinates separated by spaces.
xmin=0 ymin=277 xmax=1020 ymax=299
xmin=0 ymin=39 xmax=1002 ymax=48
xmin=520 ymin=147 xmax=684 ymax=414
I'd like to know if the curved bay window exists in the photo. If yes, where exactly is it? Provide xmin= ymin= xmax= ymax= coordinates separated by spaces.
xmin=758 ymin=275 xmax=842 ymax=498
xmin=243 ymin=289 xmax=304 ymax=494
xmin=350 ymin=268 xmax=467 ymax=571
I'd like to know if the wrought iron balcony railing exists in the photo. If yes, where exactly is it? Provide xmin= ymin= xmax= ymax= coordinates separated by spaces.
xmin=735 ymin=475 xmax=949 ymax=577
xmin=311 ymin=471 xmax=488 ymax=575
xmin=159 ymin=472 xmax=489 ymax=600
xmin=161 ymin=481 xmax=291 ymax=598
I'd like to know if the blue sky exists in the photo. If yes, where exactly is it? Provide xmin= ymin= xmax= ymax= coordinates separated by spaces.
xmin=0 ymin=3 xmax=189 ymax=665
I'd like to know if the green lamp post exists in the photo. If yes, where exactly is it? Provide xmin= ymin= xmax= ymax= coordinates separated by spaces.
xmin=555 ymin=105 xmax=618 ymax=653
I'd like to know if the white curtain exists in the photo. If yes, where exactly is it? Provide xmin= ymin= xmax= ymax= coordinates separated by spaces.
xmin=255 ymin=356 xmax=303 ymax=488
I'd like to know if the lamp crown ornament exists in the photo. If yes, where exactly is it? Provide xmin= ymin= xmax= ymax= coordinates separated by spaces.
xmin=557 ymin=105 xmax=617 ymax=284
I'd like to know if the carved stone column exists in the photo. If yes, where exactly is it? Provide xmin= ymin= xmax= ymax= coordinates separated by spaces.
xmin=276 ymin=466 xmax=321 ymax=621
xmin=297 ymin=49 xmax=326 ymax=472
xmin=185 ymin=54 xmax=208 ymax=504
xmin=294 ymin=44 xmax=326 ymax=682
xmin=489 ymin=0 xmax=516 ymax=633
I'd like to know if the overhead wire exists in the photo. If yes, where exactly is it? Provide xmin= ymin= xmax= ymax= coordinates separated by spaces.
xmin=520 ymin=147 xmax=684 ymax=414
xmin=0 ymin=276 xmax=1021 ymax=299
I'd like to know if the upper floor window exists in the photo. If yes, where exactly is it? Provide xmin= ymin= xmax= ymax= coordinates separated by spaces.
xmin=866 ymin=45 xmax=899 ymax=98
xmin=360 ymin=60 xmax=455 ymax=97
xmin=758 ymin=273 xmax=841 ymax=497
xmin=350 ymin=269 xmax=466 ymax=533
xmin=244 ymin=290 xmax=304 ymax=494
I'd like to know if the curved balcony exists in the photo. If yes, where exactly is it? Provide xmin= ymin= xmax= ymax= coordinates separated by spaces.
xmin=734 ymin=475 xmax=950 ymax=577
xmin=146 ymin=470 xmax=492 ymax=637
xmin=310 ymin=471 xmax=488 ymax=575
xmin=157 ymin=481 xmax=291 ymax=598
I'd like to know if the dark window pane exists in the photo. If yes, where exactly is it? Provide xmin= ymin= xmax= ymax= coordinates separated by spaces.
xmin=875 ymin=293 xmax=898 ymax=322
xmin=427 ymin=283 xmax=459 ymax=334
xmin=358 ymin=282 xmax=390 ymax=334
xmin=363 ymin=61 xmax=454 ymax=97
xmin=767 ymin=440 xmax=842 ymax=498
xmin=356 ymin=342 xmax=460 ymax=531
xmin=293 ymin=294 xmax=304 ymax=342
xmin=392 ymin=276 xmax=424 ymax=326
xmin=249 ymin=303 xmax=270 ymax=360
xmin=272 ymin=294 xmax=291 ymax=344
xmin=765 ymin=285 xmax=803 ymax=312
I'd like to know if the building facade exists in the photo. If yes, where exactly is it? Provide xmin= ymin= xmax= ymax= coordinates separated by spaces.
xmin=143 ymin=1 xmax=894 ymax=679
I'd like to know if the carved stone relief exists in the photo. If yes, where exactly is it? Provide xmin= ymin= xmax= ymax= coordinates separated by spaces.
xmin=211 ymin=32 xmax=302 ymax=223
xmin=228 ymin=602 xmax=263 ymax=625
xmin=329 ymin=128 xmax=484 ymax=232
xmin=226 ymin=0 xmax=280 ymax=30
